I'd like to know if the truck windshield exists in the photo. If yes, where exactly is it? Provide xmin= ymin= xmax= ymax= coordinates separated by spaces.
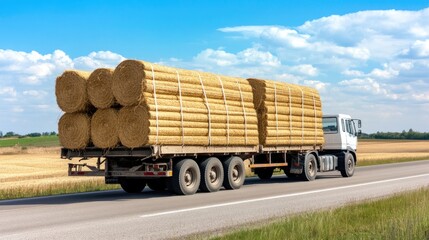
xmin=322 ymin=117 xmax=338 ymax=134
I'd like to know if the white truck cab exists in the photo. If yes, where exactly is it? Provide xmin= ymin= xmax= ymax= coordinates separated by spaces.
xmin=322 ymin=114 xmax=361 ymax=151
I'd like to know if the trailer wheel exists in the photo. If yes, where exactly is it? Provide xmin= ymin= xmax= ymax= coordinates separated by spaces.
xmin=340 ymin=153 xmax=355 ymax=177
xmin=119 ymin=178 xmax=146 ymax=193
xmin=172 ymin=159 xmax=200 ymax=195
xmin=301 ymin=154 xmax=317 ymax=181
xmin=199 ymin=157 xmax=224 ymax=192
xmin=147 ymin=179 xmax=167 ymax=191
xmin=256 ymin=168 xmax=274 ymax=180
xmin=223 ymin=156 xmax=245 ymax=190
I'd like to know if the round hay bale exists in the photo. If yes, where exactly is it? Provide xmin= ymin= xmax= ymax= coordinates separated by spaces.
xmin=87 ymin=68 xmax=115 ymax=109
xmin=118 ymin=105 xmax=149 ymax=148
xmin=55 ymin=70 xmax=91 ymax=113
xmin=58 ymin=113 xmax=90 ymax=149
xmin=112 ymin=60 xmax=146 ymax=106
xmin=91 ymin=108 xmax=119 ymax=148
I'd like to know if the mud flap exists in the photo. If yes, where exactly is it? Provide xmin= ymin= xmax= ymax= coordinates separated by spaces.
xmin=289 ymin=154 xmax=304 ymax=174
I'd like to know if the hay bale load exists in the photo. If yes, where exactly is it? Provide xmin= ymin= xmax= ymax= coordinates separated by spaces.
xmin=55 ymin=70 xmax=92 ymax=113
xmin=58 ymin=112 xmax=91 ymax=149
xmin=112 ymin=60 xmax=259 ymax=148
xmin=87 ymin=68 xmax=115 ymax=109
xmin=248 ymin=78 xmax=324 ymax=146
xmin=55 ymin=60 xmax=324 ymax=150
xmin=90 ymin=108 xmax=119 ymax=148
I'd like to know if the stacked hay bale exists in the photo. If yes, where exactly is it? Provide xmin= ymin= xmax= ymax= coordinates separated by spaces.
xmin=55 ymin=60 xmax=323 ymax=150
xmin=248 ymin=78 xmax=324 ymax=146
xmin=56 ymin=69 xmax=117 ymax=149
xmin=112 ymin=60 xmax=259 ymax=148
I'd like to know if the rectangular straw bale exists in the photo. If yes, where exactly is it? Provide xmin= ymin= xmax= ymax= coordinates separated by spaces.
xmin=248 ymin=78 xmax=324 ymax=147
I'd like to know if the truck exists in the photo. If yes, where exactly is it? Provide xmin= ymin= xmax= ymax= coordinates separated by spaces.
xmin=62 ymin=114 xmax=361 ymax=195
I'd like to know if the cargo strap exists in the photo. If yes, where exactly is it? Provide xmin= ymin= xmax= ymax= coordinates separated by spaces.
xmin=288 ymin=86 xmax=292 ymax=145
xmin=217 ymin=76 xmax=230 ymax=145
xmin=300 ymin=88 xmax=304 ymax=143
xmin=175 ymin=70 xmax=185 ymax=146
xmin=312 ymin=94 xmax=317 ymax=145
xmin=149 ymin=63 xmax=159 ymax=145
xmin=198 ymin=73 xmax=212 ymax=146
xmin=236 ymin=79 xmax=248 ymax=145
xmin=273 ymin=82 xmax=279 ymax=145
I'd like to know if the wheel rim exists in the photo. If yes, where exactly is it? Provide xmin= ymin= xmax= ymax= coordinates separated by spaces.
xmin=209 ymin=166 xmax=219 ymax=184
xmin=309 ymin=160 xmax=316 ymax=176
xmin=347 ymin=158 xmax=354 ymax=172
xmin=184 ymin=169 xmax=195 ymax=187
xmin=232 ymin=165 xmax=241 ymax=182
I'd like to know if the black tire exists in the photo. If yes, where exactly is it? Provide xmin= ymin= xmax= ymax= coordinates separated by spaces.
xmin=301 ymin=154 xmax=317 ymax=181
xmin=283 ymin=167 xmax=298 ymax=178
xmin=171 ymin=159 xmax=201 ymax=195
xmin=340 ymin=153 xmax=355 ymax=177
xmin=199 ymin=157 xmax=224 ymax=192
xmin=256 ymin=168 xmax=274 ymax=180
xmin=119 ymin=178 xmax=146 ymax=193
xmin=147 ymin=179 xmax=167 ymax=191
xmin=223 ymin=156 xmax=245 ymax=190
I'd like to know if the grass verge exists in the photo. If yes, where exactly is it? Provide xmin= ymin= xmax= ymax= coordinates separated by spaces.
xmin=0 ymin=135 xmax=59 ymax=148
xmin=211 ymin=187 xmax=429 ymax=240
xmin=358 ymin=156 xmax=429 ymax=166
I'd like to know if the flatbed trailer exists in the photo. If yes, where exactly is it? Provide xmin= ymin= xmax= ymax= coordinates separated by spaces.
xmin=62 ymin=114 xmax=360 ymax=195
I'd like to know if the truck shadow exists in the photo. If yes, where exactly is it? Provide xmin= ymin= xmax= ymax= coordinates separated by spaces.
xmin=0 ymin=174 xmax=342 ymax=207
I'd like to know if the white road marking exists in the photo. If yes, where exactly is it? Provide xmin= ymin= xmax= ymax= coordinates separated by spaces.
xmin=140 ymin=173 xmax=429 ymax=218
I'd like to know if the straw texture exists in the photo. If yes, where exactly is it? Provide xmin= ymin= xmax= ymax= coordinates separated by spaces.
xmin=248 ymin=78 xmax=324 ymax=147
xmin=91 ymin=108 xmax=119 ymax=148
xmin=87 ymin=68 xmax=115 ymax=109
xmin=55 ymin=70 xmax=92 ymax=113
xmin=113 ymin=60 xmax=258 ymax=148
xmin=58 ymin=112 xmax=91 ymax=149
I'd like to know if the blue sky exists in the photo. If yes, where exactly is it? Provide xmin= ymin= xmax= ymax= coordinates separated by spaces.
xmin=1 ymin=0 xmax=429 ymax=134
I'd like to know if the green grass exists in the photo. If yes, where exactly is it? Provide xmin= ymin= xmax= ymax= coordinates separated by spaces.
xmin=0 ymin=135 xmax=59 ymax=148
xmin=211 ymin=188 xmax=429 ymax=240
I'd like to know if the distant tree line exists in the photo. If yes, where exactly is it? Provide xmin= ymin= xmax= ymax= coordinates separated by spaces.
xmin=360 ymin=129 xmax=429 ymax=140
xmin=0 ymin=131 xmax=57 ymax=138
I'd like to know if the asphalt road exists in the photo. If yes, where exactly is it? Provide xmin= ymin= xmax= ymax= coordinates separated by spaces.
xmin=1 ymin=160 xmax=429 ymax=240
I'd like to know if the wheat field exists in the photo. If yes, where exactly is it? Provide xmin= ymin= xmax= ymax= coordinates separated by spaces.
xmin=0 ymin=140 xmax=428 ymax=199
xmin=0 ymin=147 xmax=117 ymax=199
xmin=358 ymin=140 xmax=429 ymax=163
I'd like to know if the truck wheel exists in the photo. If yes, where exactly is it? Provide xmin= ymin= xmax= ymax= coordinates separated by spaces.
xmin=147 ymin=179 xmax=167 ymax=191
xmin=223 ymin=156 xmax=245 ymax=190
xmin=256 ymin=168 xmax=274 ymax=180
xmin=119 ymin=178 xmax=146 ymax=193
xmin=199 ymin=157 xmax=224 ymax=192
xmin=172 ymin=159 xmax=201 ymax=195
xmin=340 ymin=153 xmax=355 ymax=177
xmin=301 ymin=154 xmax=317 ymax=181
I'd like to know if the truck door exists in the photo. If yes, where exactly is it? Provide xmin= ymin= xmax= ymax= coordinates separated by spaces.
xmin=345 ymin=119 xmax=357 ymax=151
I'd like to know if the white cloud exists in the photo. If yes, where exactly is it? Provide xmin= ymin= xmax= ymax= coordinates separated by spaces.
xmin=342 ymin=69 xmax=365 ymax=77
xmin=194 ymin=49 xmax=238 ymax=67
xmin=0 ymin=86 xmax=17 ymax=97
xmin=12 ymin=106 xmax=24 ymax=112
xmin=74 ymin=51 xmax=126 ymax=70
xmin=290 ymin=64 xmax=318 ymax=76
xmin=23 ymin=90 xmax=48 ymax=98
xmin=402 ymin=39 xmax=429 ymax=57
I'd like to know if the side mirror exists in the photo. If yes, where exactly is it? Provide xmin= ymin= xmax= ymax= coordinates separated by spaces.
xmin=358 ymin=120 xmax=361 ymax=128
xmin=358 ymin=130 xmax=362 ymax=136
